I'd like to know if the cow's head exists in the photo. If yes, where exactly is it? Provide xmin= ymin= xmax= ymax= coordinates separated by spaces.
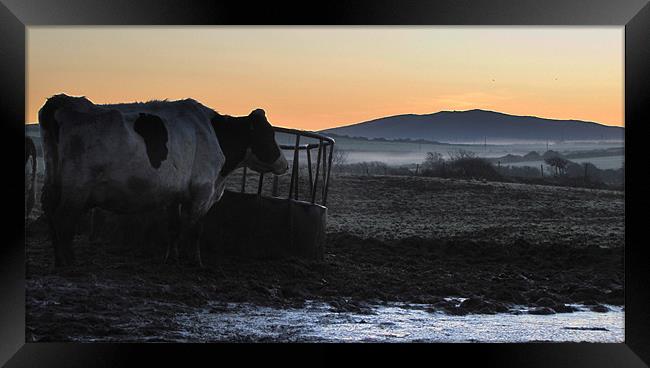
xmin=211 ymin=109 xmax=289 ymax=176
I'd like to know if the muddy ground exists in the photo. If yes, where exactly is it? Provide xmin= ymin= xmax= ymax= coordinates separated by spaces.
xmin=26 ymin=173 xmax=624 ymax=341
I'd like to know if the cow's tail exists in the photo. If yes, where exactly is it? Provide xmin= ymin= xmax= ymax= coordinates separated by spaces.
xmin=25 ymin=136 xmax=37 ymax=217
xmin=38 ymin=95 xmax=69 ymax=216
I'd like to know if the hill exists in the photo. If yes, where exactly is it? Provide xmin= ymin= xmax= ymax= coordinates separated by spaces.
xmin=321 ymin=109 xmax=624 ymax=143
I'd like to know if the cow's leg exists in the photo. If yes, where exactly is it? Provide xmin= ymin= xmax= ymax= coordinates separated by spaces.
xmin=175 ymin=204 xmax=197 ymax=267
xmin=177 ymin=218 xmax=204 ymax=268
xmin=42 ymin=182 xmax=66 ymax=268
xmin=45 ymin=215 xmax=64 ymax=268
xmin=188 ymin=184 xmax=217 ymax=268
xmin=164 ymin=202 xmax=181 ymax=264
xmin=51 ymin=198 xmax=84 ymax=267
xmin=178 ymin=200 xmax=211 ymax=268
xmin=89 ymin=208 xmax=102 ymax=241
xmin=185 ymin=217 xmax=205 ymax=268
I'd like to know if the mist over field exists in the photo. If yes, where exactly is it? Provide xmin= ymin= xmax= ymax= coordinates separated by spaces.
xmin=27 ymin=121 xmax=625 ymax=172
xmin=287 ymin=108 xmax=623 ymax=174
xmin=272 ymin=130 xmax=624 ymax=170
xmin=328 ymin=137 xmax=623 ymax=168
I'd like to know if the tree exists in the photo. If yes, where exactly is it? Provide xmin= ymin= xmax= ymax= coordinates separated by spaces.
xmin=422 ymin=152 xmax=444 ymax=170
xmin=331 ymin=147 xmax=349 ymax=173
xmin=448 ymin=149 xmax=477 ymax=161
xmin=544 ymin=157 xmax=570 ymax=176
xmin=421 ymin=152 xmax=446 ymax=176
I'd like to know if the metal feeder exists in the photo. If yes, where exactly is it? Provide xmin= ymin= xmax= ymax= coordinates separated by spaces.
xmin=201 ymin=127 xmax=335 ymax=260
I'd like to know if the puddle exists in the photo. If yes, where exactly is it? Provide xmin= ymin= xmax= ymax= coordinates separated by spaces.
xmin=163 ymin=301 xmax=623 ymax=342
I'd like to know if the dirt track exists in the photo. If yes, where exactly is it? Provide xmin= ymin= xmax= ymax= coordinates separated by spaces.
xmin=26 ymin=174 xmax=624 ymax=341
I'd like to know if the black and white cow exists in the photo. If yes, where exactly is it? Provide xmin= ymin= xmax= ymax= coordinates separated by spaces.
xmin=39 ymin=94 xmax=288 ymax=267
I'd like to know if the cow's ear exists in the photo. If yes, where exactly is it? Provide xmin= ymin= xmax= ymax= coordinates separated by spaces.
xmin=250 ymin=108 xmax=266 ymax=119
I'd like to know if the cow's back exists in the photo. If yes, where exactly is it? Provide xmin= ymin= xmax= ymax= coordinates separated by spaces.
xmin=41 ymin=95 xmax=224 ymax=214
xmin=106 ymin=99 xmax=223 ymax=193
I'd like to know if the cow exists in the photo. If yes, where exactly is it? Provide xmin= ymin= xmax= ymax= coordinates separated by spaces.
xmin=25 ymin=136 xmax=37 ymax=218
xmin=39 ymin=94 xmax=288 ymax=268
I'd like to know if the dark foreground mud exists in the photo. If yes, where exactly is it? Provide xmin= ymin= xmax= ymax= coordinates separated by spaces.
xmin=26 ymin=174 xmax=624 ymax=342
xmin=26 ymin=224 xmax=623 ymax=341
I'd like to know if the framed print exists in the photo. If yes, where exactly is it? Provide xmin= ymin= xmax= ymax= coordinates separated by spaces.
xmin=2 ymin=0 xmax=649 ymax=366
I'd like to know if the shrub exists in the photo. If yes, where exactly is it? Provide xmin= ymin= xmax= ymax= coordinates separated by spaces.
xmin=448 ymin=156 xmax=502 ymax=180
xmin=421 ymin=150 xmax=501 ymax=181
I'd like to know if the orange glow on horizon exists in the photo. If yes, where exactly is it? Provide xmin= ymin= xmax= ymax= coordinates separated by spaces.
xmin=27 ymin=27 xmax=624 ymax=130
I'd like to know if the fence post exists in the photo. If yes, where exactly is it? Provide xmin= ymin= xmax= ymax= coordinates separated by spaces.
xmin=288 ymin=135 xmax=300 ymax=200
xmin=321 ymin=144 xmax=328 ymax=202
xmin=323 ymin=144 xmax=334 ymax=206
xmin=307 ymin=147 xmax=313 ymax=193
xmin=257 ymin=172 xmax=264 ymax=196
xmin=272 ymin=175 xmax=279 ymax=197
xmin=241 ymin=167 xmax=247 ymax=192
xmin=311 ymin=141 xmax=323 ymax=204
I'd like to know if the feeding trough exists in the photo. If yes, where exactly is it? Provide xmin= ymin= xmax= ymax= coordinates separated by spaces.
xmin=201 ymin=127 xmax=335 ymax=261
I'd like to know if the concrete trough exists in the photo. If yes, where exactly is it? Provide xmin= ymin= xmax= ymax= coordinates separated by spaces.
xmin=201 ymin=190 xmax=326 ymax=261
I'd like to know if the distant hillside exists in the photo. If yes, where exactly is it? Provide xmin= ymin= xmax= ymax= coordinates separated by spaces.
xmin=489 ymin=147 xmax=624 ymax=164
xmin=321 ymin=109 xmax=624 ymax=143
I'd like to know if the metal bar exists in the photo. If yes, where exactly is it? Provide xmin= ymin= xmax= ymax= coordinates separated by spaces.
xmin=270 ymin=126 xmax=336 ymax=205
xmin=279 ymin=143 xmax=329 ymax=150
xmin=323 ymin=144 xmax=334 ymax=206
xmin=306 ymin=147 xmax=313 ymax=194
xmin=274 ymin=126 xmax=335 ymax=145
xmin=257 ymin=172 xmax=264 ymax=196
xmin=294 ymin=151 xmax=300 ymax=200
xmin=311 ymin=140 xmax=323 ymax=204
xmin=241 ymin=166 xmax=247 ymax=193
xmin=321 ymin=144 xmax=327 ymax=202
xmin=272 ymin=175 xmax=279 ymax=197
xmin=288 ymin=135 xmax=300 ymax=199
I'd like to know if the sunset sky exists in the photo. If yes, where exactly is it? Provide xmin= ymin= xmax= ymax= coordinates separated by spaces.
xmin=27 ymin=27 xmax=623 ymax=130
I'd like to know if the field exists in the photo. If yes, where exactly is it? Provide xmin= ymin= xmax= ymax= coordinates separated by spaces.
xmin=25 ymin=172 xmax=624 ymax=341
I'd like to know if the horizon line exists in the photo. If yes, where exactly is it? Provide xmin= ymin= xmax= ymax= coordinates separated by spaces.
xmin=25 ymin=107 xmax=625 ymax=130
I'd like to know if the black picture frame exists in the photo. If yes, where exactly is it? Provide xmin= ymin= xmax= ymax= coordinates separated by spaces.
xmin=2 ymin=0 xmax=649 ymax=366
